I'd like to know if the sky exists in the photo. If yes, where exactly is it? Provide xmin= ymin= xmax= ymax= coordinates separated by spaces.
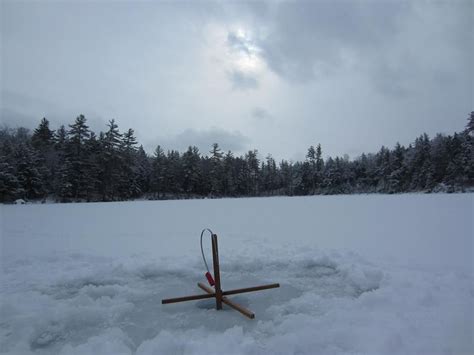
xmin=1 ymin=0 xmax=472 ymax=161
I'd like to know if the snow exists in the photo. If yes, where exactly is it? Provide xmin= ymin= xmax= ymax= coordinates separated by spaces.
xmin=1 ymin=194 xmax=473 ymax=354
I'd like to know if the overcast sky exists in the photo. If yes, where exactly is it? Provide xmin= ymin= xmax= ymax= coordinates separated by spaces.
xmin=1 ymin=0 xmax=472 ymax=161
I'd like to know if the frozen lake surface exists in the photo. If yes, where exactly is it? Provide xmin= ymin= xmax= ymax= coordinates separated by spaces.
xmin=1 ymin=194 xmax=473 ymax=354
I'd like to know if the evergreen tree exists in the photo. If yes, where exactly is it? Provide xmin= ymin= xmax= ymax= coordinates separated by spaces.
xmin=262 ymin=154 xmax=277 ymax=194
xmin=57 ymin=157 xmax=75 ymax=201
xmin=222 ymin=151 xmax=236 ymax=196
xmin=122 ymin=128 xmax=138 ymax=152
xmin=100 ymin=119 xmax=123 ymax=200
xmin=466 ymin=111 xmax=474 ymax=135
xmin=135 ymin=145 xmax=151 ymax=195
xmin=65 ymin=115 xmax=92 ymax=199
xmin=0 ymin=156 xmax=20 ymax=201
xmin=209 ymin=143 xmax=223 ymax=195
xmin=14 ymin=144 xmax=48 ymax=200
xmin=151 ymin=145 xmax=166 ymax=198
xmin=55 ymin=125 xmax=68 ymax=151
xmin=119 ymin=128 xmax=141 ymax=198
xmin=443 ymin=133 xmax=464 ymax=190
xmin=408 ymin=134 xmax=432 ymax=190
xmin=315 ymin=144 xmax=324 ymax=190
xmin=306 ymin=146 xmax=317 ymax=194
xmin=31 ymin=117 xmax=57 ymax=193
xmin=0 ymin=110 xmax=473 ymax=202
xmin=430 ymin=134 xmax=450 ymax=185
xmin=321 ymin=157 xmax=331 ymax=191
xmin=68 ymin=115 xmax=90 ymax=149
xmin=31 ymin=117 xmax=55 ymax=151
xmin=82 ymin=132 xmax=102 ymax=200
xmin=388 ymin=142 xmax=406 ymax=193
xmin=182 ymin=146 xmax=201 ymax=195
xmin=234 ymin=156 xmax=249 ymax=196
xmin=279 ymin=160 xmax=294 ymax=195
xmin=164 ymin=150 xmax=182 ymax=195
xmin=245 ymin=150 xmax=260 ymax=195
xmin=462 ymin=132 xmax=474 ymax=186
xmin=296 ymin=161 xmax=312 ymax=195
xmin=375 ymin=146 xmax=391 ymax=192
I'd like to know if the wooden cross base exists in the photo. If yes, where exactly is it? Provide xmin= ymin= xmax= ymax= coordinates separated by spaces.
xmin=161 ymin=233 xmax=280 ymax=319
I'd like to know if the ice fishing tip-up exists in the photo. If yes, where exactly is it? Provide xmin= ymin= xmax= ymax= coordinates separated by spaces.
xmin=161 ymin=230 xmax=280 ymax=319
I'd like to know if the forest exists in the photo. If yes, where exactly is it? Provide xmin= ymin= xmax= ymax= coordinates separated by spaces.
xmin=0 ymin=112 xmax=473 ymax=203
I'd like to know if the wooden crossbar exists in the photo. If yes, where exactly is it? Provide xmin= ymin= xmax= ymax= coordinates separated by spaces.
xmin=161 ymin=233 xmax=280 ymax=319
xmin=161 ymin=292 xmax=215 ymax=304
xmin=161 ymin=282 xmax=280 ymax=305
xmin=198 ymin=282 xmax=255 ymax=319
xmin=222 ymin=283 xmax=280 ymax=296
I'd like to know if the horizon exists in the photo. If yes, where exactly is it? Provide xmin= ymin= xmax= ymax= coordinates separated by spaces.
xmin=1 ymin=111 xmax=472 ymax=163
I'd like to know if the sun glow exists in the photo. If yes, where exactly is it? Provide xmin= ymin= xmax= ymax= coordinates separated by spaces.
xmin=230 ymin=27 xmax=264 ymax=73
xmin=234 ymin=53 xmax=262 ymax=71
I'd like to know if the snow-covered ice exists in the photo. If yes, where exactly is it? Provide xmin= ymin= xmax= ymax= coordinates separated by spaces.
xmin=1 ymin=194 xmax=472 ymax=354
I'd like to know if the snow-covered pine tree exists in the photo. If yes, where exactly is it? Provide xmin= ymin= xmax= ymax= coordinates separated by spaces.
xmin=65 ymin=115 xmax=91 ymax=200
xmin=233 ymin=156 xmax=249 ymax=196
xmin=209 ymin=143 xmax=223 ymax=196
xmin=263 ymin=154 xmax=277 ymax=195
xmin=462 ymin=113 xmax=474 ymax=187
xmin=164 ymin=150 xmax=183 ymax=195
xmin=466 ymin=111 xmax=474 ymax=136
xmin=182 ymin=146 xmax=202 ymax=196
xmin=408 ymin=133 xmax=432 ymax=191
xmin=430 ymin=134 xmax=450 ymax=187
xmin=31 ymin=117 xmax=55 ymax=152
xmin=279 ymin=160 xmax=294 ymax=196
xmin=323 ymin=157 xmax=336 ymax=193
xmin=443 ymin=133 xmax=464 ymax=190
xmin=463 ymin=133 xmax=473 ymax=187
xmin=0 ymin=156 xmax=20 ymax=202
xmin=375 ymin=146 xmax=391 ymax=192
xmin=100 ymin=119 xmax=123 ymax=200
xmin=333 ymin=157 xmax=345 ymax=193
xmin=82 ymin=131 xmax=102 ymax=201
xmin=31 ymin=117 xmax=58 ymax=195
xmin=14 ymin=143 xmax=48 ymax=200
xmin=68 ymin=115 xmax=90 ymax=150
xmin=151 ymin=145 xmax=166 ymax=198
xmin=222 ymin=150 xmax=236 ymax=196
xmin=119 ymin=128 xmax=141 ymax=199
xmin=296 ymin=161 xmax=312 ymax=195
xmin=245 ymin=150 xmax=260 ymax=196
xmin=56 ymin=157 xmax=75 ymax=201
xmin=315 ymin=144 xmax=324 ymax=191
xmin=387 ymin=142 xmax=406 ymax=193
xmin=135 ymin=145 xmax=152 ymax=195
xmin=306 ymin=146 xmax=316 ymax=194
xmin=55 ymin=125 xmax=68 ymax=151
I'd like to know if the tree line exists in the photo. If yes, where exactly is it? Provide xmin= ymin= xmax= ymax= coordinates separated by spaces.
xmin=0 ymin=112 xmax=473 ymax=203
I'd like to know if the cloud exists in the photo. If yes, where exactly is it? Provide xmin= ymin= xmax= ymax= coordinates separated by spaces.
xmin=225 ymin=28 xmax=264 ymax=90
xmin=1 ymin=90 xmax=60 ymax=129
xmin=254 ymin=1 xmax=409 ymax=84
xmin=235 ymin=0 xmax=472 ymax=106
xmin=228 ymin=70 xmax=259 ymax=90
xmin=2 ymin=1 xmax=471 ymax=162
xmin=150 ymin=127 xmax=251 ymax=156
xmin=1 ymin=90 xmax=109 ymax=133
xmin=251 ymin=107 xmax=273 ymax=123
xmin=0 ymin=107 xmax=38 ymax=129
xmin=227 ymin=32 xmax=252 ymax=56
